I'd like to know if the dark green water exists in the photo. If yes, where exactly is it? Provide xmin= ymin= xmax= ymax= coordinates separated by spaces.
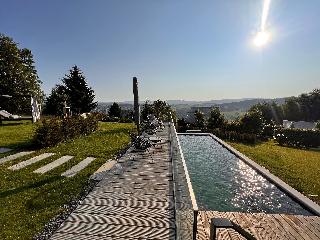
xmin=179 ymin=135 xmax=312 ymax=215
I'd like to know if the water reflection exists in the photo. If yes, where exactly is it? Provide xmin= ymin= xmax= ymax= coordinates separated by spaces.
xmin=179 ymin=135 xmax=311 ymax=215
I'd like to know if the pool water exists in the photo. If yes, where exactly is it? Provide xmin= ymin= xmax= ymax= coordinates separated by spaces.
xmin=179 ymin=135 xmax=312 ymax=215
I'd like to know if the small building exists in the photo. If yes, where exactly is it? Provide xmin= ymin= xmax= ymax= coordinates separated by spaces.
xmin=283 ymin=120 xmax=316 ymax=130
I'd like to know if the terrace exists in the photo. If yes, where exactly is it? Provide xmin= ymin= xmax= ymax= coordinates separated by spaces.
xmin=1 ymin=119 xmax=320 ymax=239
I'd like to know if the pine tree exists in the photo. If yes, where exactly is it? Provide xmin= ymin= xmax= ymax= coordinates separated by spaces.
xmin=62 ymin=65 xmax=97 ymax=114
xmin=43 ymin=85 xmax=68 ymax=116
xmin=108 ymin=102 xmax=122 ymax=118
xmin=0 ymin=33 xmax=43 ymax=114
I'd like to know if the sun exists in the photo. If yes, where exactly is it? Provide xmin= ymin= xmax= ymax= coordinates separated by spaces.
xmin=253 ymin=31 xmax=270 ymax=47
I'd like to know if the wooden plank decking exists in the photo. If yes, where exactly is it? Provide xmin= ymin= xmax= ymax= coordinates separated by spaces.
xmin=197 ymin=211 xmax=320 ymax=240
xmin=50 ymin=126 xmax=175 ymax=240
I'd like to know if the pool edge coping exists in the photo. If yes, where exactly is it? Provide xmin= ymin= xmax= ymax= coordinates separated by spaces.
xmin=178 ymin=132 xmax=320 ymax=216
xmin=172 ymin=126 xmax=199 ymax=212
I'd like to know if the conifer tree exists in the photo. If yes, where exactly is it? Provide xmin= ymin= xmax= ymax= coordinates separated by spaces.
xmin=62 ymin=65 xmax=97 ymax=114
xmin=108 ymin=102 xmax=122 ymax=118
xmin=43 ymin=85 xmax=68 ymax=116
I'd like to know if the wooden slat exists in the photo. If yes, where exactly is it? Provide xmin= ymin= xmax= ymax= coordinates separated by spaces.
xmin=285 ymin=215 xmax=319 ymax=240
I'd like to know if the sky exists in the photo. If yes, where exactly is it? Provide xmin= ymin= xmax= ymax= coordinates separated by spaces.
xmin=1 ymin=0 xmax=319 ymax=102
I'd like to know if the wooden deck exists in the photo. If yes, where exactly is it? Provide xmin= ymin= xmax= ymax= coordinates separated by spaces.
xmin=50 ymin=126 xmax=175 ymax=239
xmin=197 ymin=211 xmax=320 ymax=240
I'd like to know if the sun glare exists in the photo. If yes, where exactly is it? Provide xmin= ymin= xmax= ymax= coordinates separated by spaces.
xmin=253 ymin=31 xmax=270 ymax=47
xmin=252 ymin=0 xmax=272 ymax=48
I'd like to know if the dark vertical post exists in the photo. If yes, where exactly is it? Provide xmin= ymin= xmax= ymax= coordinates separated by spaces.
xmin=133 ymin=77 xmax=140 ymax=133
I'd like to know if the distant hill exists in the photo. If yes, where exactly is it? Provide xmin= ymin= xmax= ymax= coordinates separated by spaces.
xmin=96 ymin=97 xmax=287 ymax=120
xmin=171 ymin=98 xmax=287 ymax=121
xmin=95 ymin=102 xmax=133 ymax=113
xmin=166 ymin=98 xmax=255 ymax=105
xmin=216 ymin=98 xmax=286 ymax=112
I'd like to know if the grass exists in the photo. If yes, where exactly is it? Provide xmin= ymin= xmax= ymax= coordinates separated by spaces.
xmin=228 ymin=140 xmax=320 ymax=205
xmin=0 ymin=120 xmax=35 ymax=149
xmin=0 ymin=121 xmax=135 ymax=240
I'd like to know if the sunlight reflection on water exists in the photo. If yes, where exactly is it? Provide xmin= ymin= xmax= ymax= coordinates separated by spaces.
xmin=179 ymin=135 xmax=311 ymax=215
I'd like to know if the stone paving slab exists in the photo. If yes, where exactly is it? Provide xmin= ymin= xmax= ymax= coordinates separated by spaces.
xmin=34 ymin=155 xmax=74 ymax=174
xmin=91 ymin=185 xmax=173 ymax=197
xmin=81 ymin=196 xmax=174 ymax=210
xmin=65 ymin=213 xmax=175 ymax=228
xmin=74 ymin=204 xmax=174 ymax=219
xmin=0 ymin=147 xmax=12 ymax=153
xmin=0 ymin=151 xmax=35 ymax=165
xmin=85 ymin=192 xmax=172 ymax=203
xmin=61 ymin=157 xmax=96 ymax=177
xmin=50 ymin=232 xmax=153 ymax=240
xmin=54 ymin=222 xmax=175 ymax=239
xmin=90 ymin=160 xmax=116 ymax=181
xmin=8 ymin=153 xmax=55 ymax=170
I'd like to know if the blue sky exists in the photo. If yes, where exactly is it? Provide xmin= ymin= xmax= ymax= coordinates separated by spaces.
xmin=1 ymin=0 xmax=319 ymax=101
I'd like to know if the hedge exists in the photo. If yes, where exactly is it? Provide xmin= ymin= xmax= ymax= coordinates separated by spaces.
xmin=34 ymin=115 xmax=99 ymax=147
xmin=211 ymin=129 xmax=257 ymax=144
xmin=274 ymin=128 xmax=320 ymax=148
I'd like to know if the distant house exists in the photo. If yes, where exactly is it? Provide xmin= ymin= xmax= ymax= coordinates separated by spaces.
xmin=283 ymin=120 xmax=316 ymax=130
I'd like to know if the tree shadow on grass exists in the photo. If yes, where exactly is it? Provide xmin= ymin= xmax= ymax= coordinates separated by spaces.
xmin=0 ymin=122 xmax=25 ymax=126
xmin=227 ymin=139 xmax=266 ymax=147
xmin=2 ymin=141 xmax=36 ymax=151
xmin=0 ymin=175 xmax=61 ymax=198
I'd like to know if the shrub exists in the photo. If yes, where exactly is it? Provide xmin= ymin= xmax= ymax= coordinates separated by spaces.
xmin=119 ymin=116 xmax=134 ymax=123
xmin=274 ymin=128 xmax=320 ymax=148
xmin=207 ymin=107 xmax=226 ymax=129
xmin=34 ymin=118 xmax=63 ymax=147
xmin=239 ymin=109 xmax=264 ymax=134
xmin=34 ymin=115 xmax=98 ymax=147
xmin=260 ymin=122 xmax=277 ymax=139
xmin=177 ymin=118 xmax=188 ymax=132
xmin=91 ymin=112 xmax=108 ymax=121
xmin=223 ymin=121 xmax=241 ymax=132
xmin=194 ymin=110 xmax=206 ymax=130
xmin=211 ymin=129 xmax=257 ymax=144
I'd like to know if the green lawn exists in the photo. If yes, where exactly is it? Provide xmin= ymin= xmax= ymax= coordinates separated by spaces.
xmin=0 ymin=120 xmax=35 ymax=149
xmin=228 ymin=140 xmax=320 ymax=205
xmin=0 ymin=121 xmax=135 ymax=240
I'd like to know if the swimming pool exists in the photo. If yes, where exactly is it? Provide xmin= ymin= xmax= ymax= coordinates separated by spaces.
xmin=178 ymin=134 xmax=312 ymax=215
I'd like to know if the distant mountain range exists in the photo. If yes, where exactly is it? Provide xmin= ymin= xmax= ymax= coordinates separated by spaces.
xmin=96 ymin=97 xmax=287 ymax=120
xmin=165 ymin=98 xmax=256 ymax=105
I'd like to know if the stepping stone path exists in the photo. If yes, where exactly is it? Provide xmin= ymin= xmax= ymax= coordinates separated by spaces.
xmin=50 ymin=124 xmax=175 ymax=239
xmin=0 ymin=147 xmax=12 ymax=153
xmin=0 ymin=151 xmax=34 ymax=165
xmin=2 ymin=151 xmax=97 ymax=177
xmin=61 ymin=157 xmax=96 ymax=178
xmin=34 ymin=155 xmax=74 ymax=174
xmin=90 ymin=160 xmax=116 ymax=181
xmin=8 ymin=153 xmax=55 ymax=170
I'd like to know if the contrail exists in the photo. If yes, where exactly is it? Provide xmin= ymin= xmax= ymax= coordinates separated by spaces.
xmin=261 ymin=0 xmax=271 ymax=31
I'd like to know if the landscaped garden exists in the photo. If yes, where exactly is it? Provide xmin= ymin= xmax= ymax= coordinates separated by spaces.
xmin=0 ymin=121 xmax=135 ymax=240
